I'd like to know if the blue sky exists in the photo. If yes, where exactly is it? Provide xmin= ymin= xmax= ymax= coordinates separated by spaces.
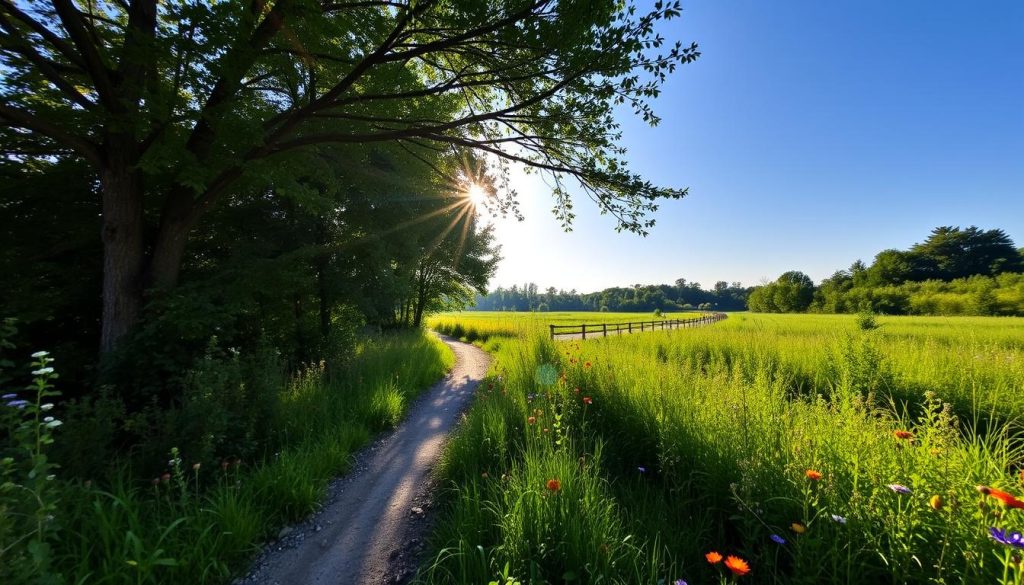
xmin=487 ymin=0 xmax=1024 ymax=292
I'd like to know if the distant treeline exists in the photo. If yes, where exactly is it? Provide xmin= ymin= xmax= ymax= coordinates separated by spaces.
xmin=750 ymin=226 xmax=1024 ymax=316
xmin=472 ymin=280 xmax=753 ymax=312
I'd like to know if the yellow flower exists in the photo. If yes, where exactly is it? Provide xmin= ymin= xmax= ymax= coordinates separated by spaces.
xmin=790 ymin=522 xmax=806 ymax=534
xmin=929 ymin=494 xmax=943 ymax=510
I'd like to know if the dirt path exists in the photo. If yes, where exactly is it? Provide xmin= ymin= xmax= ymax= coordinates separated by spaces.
xmin=239 ymin=334 xmax=490 ymax=585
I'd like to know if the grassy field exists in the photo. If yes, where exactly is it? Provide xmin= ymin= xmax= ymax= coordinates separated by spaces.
xmin=429 ymin=310 xmax=702 ymax=342
xmin=422 ymin=311 xmax=1024 ymax=584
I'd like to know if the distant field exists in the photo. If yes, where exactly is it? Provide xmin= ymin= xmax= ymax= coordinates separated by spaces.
xmin=428 ymin=310 xmax=702 ymax=340
xmin=422 ymin=311 xmax=1024 ymax=584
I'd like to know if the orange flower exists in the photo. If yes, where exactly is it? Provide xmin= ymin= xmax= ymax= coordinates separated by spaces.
xmin=893 ymin=430 xmax=914 ymax=440
xmin=978 ymin=485 xmax=1024 ymax=509
xmin=546 ymin=478 xmax=561 ymax=492
xmin=805 ymin=469 xmax=822 ymax=481
xmin=790 ymin=522 xmax=806 ymax=534
xmin=584 ymin=361 xmax=592 ymax=368
xmin=527 ymin=416 xmax=536 ymax=425
xmin=705 ymin=551 xmax=723 ymax=564
xmin=724 ymin=555 xmax=751 ymax=577
xmin=582 ymin=396 xmax=593 ymax=405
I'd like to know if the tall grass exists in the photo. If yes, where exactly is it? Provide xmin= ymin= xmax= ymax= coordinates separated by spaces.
xmin=6 ymin=331 xmax=452 ymax=585
xmin=422 ymin=313 xmax=1024 ymax=584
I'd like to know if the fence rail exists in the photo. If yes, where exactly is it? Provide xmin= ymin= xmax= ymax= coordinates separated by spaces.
xmin=549 ymin=312 xmax=728 ymax=340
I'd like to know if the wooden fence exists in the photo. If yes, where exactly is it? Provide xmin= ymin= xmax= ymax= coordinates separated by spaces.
xmin=549 ymin=312 xmax=728 ymax=340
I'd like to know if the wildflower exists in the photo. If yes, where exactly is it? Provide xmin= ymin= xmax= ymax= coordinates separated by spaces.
xmin=527 ymin=416 xmax=537 ymax=425
xmin=6 ymin=399 xmax=28 ymax=409
xmin=888 ymin=484 xmax=912 ymax=495
xmin=43 ymin=416 xmax=54 ymax=423
xmin=1 ymin=393 xmax=16 ymax=399
xmin=930 ymin=495 xmax=943 ymax=510
xmin=805 ymin=469 xmax=822 ymax=481
xmin=989 ymin=527 xmax=1024 ymax=549
xmin=790 ymin=522 xmax=806 ymax=534
xmin=31 ymin=351 xmax=50 ymax=358
xmin=582 ymin=396 xmax=593 ymax=405
xmin=638 ymin=466 xmax=647 ymax=473
xmin=673 ymin=580 xmax=688 ymax=585
xmin=831 ymin=514 xmax=847 ymax=525
xmin=705 ymin=551 xmax=723 ymax=564
xmin=724 ymin=555 xmax=751 ymax=577
xmin=584 ymin=361 xmax=592 ymax=368
xmin=893 ymin=430 xmax=914 ymax=440
xmin=40 ymin=403 xmax=53 ymax=411
xmin=546 ymin=479 xmax=561 ymax=492
xmin=481 ymin=472 xmax=489 ymax=479
xmin=542 ymin=428 xmax=550 ymax=433
xmin=978 ymin=486 xmax=1024 ymax=509
xmin=31 ymin=367 xmax=54 ymax=376
xmin=192 ymin=463 xmax=201 ymax=471
xmin=770 ymin=534 xmax=786 ymax=545
xmin=930 ymin=448 xmax=942 ymax=457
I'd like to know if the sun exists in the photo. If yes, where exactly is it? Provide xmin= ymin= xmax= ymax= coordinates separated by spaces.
xmin=466 ymin=183 xmax=487 ymax=206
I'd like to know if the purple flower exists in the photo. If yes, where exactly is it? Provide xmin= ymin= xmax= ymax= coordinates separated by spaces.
xmin=989 ymin=527 xmax=1024 ymax=549
xmin=673 ymin=580 xmax=688 ymax=585
xmin=638 ymin=466 xmax=647 ymax=473
xmin=5 ymin=399 xmax=28 ymax=409
xmin=1 ymin=393 xmax=16 ymax=399
xmin=887 ymin=484 xmax=911 ymax=494
xmin=770 ymin=534 xmax=786 ymax=545
xmin=831 ymin=514 xmax=847 ymax=524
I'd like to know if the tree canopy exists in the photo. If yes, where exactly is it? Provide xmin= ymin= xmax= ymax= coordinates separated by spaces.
xmin=0 ymin=0 xmax=697 ymax=351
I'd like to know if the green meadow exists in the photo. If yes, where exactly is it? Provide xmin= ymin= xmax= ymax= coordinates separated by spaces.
xmin=424 ymin=312 xmax=1024 ymax=584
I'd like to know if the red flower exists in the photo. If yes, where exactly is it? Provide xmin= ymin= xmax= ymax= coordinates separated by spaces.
xmin=893 ymin=430 xmax=914 ymax=440
xmin=546 ymin=478 xmax=561 ymax=492
xmin=978 ymin=485 xmax=1024 ymax=509
xmin=582 ymin=396 xmax=593 ymax=405
xmin=805 ymin=469 xmax=822 ymax=481
xmin=724 ymin=555 xmax=751 ymax=577
xmin=705 ymin=551 xmax=723 ymax=564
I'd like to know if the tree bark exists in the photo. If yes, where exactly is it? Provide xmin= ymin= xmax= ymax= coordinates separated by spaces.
xmin=413 ymin=267 xmax=429 ymax=327
xmin=99 ymin=149 xmax=145 ymax=353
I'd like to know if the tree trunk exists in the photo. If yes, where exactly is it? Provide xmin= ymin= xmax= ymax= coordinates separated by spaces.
xmin=99 ymin=152 xmax=146 ymax=353
xmin=413 ymin=269 xmax=429 ymax=327
xmin=148 ymin=186 xmax=196 ymax=289
xmin=316 ymin=216 xmax=330 ymax=341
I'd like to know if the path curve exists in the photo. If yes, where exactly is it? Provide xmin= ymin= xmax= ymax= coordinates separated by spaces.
xmin=240 ymin=334 xmax=490 ymax=585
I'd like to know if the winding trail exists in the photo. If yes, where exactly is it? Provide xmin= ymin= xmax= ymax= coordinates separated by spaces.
xmin=241 ymin=334 xmax=490 ymax=585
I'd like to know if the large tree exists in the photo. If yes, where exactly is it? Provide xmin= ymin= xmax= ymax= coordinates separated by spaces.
xmin=0 ymin=0 xmax=697 ymax=352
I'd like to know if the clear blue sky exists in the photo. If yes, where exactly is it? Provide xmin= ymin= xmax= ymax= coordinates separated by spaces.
xmin=488 ymin=0 xmax=1024 ymax=292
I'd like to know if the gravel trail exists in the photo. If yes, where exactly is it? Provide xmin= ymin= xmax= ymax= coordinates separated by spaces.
xmin=239 ymin=334 xmax=490 ymax=585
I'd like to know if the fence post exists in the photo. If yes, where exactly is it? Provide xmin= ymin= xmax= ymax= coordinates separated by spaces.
xmin=581 ymin=324 xmax=586 ymax=340
xmin=603 ymin=323 xmax=607 ymax=337
xmin=550 ymin=324 xmax=555 ymax=340
xmin=628 ymin=322 xmax=632 ymax=333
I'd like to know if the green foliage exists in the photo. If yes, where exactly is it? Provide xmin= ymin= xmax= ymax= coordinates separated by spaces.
xmin=0 ymin=331 xmax=450 ymax=585
xmin=0 ymin=351 xmax=63 ymax=584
